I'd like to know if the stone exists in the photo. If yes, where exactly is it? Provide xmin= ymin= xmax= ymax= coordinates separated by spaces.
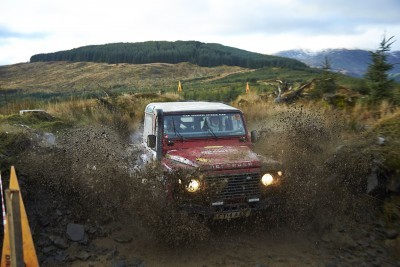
xmin=111 ymin=260 xmax=127 ymax=267
xmin=387 ymin=176 xmax=400 ymax=193
xmin=43 ymin=246 xmax=56 ymax=254
xmin=342 ymin=236 xmax=357 ymax=249
xmin=50 ymin=236 xmax=68 ymax=249
xmin=385 ymin=236 xmax=400 ymax=255
xmin=366 ymin=248 xmax=377 ymax=257
xmin=106 ymin=248 xmax=118 ymax=260
xmin=377 ymin=136 xmax=385 ymax=145
xmin=43 ymin=132 xmax=56 ymax=146
xmin=131 ymin=258 xmax=145 ymax=267
xmin=385 ymin=229 xmax=399 ymax=239
xmin=37 ymin=235 xmax=52 ymax=247
xmin=67 ymin=223 xmax=85 ymax=242
xmin=114 ymin=235 xmax=133 ymax=244
xmin=366 ymin=171 xmax=378 ymax=194
xmin=111 ymin=258 xmax=145 ymax=267
xmin=375 ymin=220 xmax=385 ymax=228
xmin=79 ymin=233 xmax=89 ymax=245
xmin=42 ymin=258 xmax=63 ymax=266
xmin=320 ymin=233 xmax=332 ymax=243
xmin=87 ymin=226 xmax=98 ymax=235
xmin=38 ymin=217 xmax=50 ymax=227
xmin=76 ymin=251 xmax=91 ymax=261
xmin=357 ymin=238 xmax=370 ymax=248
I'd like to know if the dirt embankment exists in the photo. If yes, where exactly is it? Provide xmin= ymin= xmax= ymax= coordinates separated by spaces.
xmin=1 ymin=108 xmax=399 ymax=266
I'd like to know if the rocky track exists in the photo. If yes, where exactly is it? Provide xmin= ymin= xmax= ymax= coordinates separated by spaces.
xmin=2 ymin=115 xmax=399 ymax=266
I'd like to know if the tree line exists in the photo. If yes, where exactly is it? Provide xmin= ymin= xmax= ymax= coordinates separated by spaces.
xmin=30 ymin=41 xmax=308 ymax=70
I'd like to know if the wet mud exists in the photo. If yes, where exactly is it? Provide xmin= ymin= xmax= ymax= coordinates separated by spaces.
xmin=8 ymin=108 xmax=399 ymax=266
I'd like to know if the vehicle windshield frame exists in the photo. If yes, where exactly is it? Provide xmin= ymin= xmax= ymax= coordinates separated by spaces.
xmin=163 ymin=111 xmax=246 ymax=140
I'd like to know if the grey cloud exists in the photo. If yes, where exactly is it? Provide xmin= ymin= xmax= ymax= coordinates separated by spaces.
xmin=208 ymin=1 xmax=400 ymax=37
xmin=0 ymin=26 xmax=47 ymax=40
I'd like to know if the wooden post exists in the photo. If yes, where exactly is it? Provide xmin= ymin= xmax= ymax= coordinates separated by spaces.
xmin=177 ymin=80 xmax=182 ymax=93
xmin=5 ymin=189 xmax=24 ymax=267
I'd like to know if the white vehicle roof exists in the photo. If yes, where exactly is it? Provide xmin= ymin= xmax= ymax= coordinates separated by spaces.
xmin=145 ymin=101 xmax=240 ymax=113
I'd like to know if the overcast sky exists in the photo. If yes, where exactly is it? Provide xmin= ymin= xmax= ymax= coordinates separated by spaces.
xmin=1 ymin=0 xmax=400 ymax=66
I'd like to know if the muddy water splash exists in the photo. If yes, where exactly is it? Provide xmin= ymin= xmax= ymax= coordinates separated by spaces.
xmin=18 ymin=125 xmax=210 ymax=245
xmin=253 ymin=105 xmax=379 ymax=231
xmin=17 ymin=107 xmax=380 ymax=246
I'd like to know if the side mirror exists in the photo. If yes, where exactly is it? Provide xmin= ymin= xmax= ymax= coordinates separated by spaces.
xmin=250 ymin=130 xmax=258 ymax=143
xmin=147 ymin=135 xmax=156 ymax=148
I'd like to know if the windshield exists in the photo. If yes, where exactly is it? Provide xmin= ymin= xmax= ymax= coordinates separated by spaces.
xmin=163 ymin=112 xmax=246 ymax=139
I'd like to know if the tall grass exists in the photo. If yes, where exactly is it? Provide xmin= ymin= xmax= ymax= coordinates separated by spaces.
xmin=347 ymin=101 xmax=400 ymax=132
xmin=114 ymin=92 xmax=182 ymax=118
xmin=233 ymin=93 xmax=400 ymax=134
xmin=232 ymin=92 xmax=338 ymax=130
xmin=46 ymin=99 xmax=97 ymax=121
xmin=45 ymin=98 xmax=137 ymax=137
xmin=0 ymin=99 xmax=45 ymax=115
xmin=43 ymin=92 xmax=182 ymax=137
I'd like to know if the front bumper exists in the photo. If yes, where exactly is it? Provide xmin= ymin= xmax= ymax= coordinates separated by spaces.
xmin=180 ymin=195 xmax=281 ymax=219
xmin=174 ymin=169 xmax=284 ymax=219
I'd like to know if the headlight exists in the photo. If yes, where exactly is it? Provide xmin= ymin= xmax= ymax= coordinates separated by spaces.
xmin=261 ymin=173 xmax=274 ymax=186
xmin=186 ymin=179 xmax=200 ymax=193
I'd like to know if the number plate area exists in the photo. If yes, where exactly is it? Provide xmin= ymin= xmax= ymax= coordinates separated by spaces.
xmin=213 ymin=209 xmax=251 ymax=220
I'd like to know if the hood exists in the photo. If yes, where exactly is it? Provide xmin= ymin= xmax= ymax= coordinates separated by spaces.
xmin=165 ymin=145 xmax=261 ymax=170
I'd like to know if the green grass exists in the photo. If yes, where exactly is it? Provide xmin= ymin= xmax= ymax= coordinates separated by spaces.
xmin=370 ymin=111 xmax=400 ymax=171
xmin=0 ymin=112 xmax=72 ymax=132
xmin=0 ymin=130 xmax=31 ymax=172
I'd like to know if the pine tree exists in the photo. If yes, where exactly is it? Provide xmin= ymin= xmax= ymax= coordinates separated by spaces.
xmin=312 ymin=56 xmax=337 ymax=98
xmin=365 ymin=35 xmax=395 ymax=103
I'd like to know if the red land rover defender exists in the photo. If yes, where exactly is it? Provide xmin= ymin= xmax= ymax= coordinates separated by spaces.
xmin=141 ymin=102 xmax=283 ymax=220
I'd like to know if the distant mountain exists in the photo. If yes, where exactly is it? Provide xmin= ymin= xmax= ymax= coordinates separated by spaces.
xmin=275 ymin=49 xmax=400 ymax=81
xmin=30 ymin=41 xmax=307 ymax=70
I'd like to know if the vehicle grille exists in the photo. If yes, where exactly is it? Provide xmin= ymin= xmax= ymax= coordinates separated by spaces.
xmin=206 ymin=173 xmax=260 ymax=200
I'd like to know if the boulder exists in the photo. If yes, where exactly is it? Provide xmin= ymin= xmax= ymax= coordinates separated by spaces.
xmin=67 ymin=223 xmax=85 ymax=242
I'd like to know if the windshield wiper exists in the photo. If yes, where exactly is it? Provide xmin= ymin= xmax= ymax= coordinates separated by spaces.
xmin=203 ymin=120 xmax=218 ymax=139
xmin=172 ymin=119 xmax=185 ymax=141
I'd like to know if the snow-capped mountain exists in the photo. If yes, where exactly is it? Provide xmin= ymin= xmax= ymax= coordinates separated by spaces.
xmin=275 ymin=49 xmax=400 ymax=81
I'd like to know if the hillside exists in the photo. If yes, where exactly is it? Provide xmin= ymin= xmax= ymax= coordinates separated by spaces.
xmin=0 ymin=61 xmax=253 ymax=101
xmin=3 ymin=57 xmax=376 ymax=108
xmin=29 ymin=41 xmax=307 ymax=70
xmin=275 ymin=49 xmax=400 ymax=81
xmin=3 ymin=58 xmax=362 ymax=108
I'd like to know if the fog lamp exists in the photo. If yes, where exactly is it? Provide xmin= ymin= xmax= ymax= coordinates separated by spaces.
xmin=261 ymin=173 xmax=274 ymax=186
xmin=186 ymin=179 xmax=200 ymax=193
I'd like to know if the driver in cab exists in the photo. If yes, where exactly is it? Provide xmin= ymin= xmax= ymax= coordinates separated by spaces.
xmin=206 ymin=116 xmax=222 ymax=132
xmin=164 ymin=118 xmax=175 ymax=134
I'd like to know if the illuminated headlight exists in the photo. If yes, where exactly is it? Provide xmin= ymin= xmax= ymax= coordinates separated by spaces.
xmin=261 ymin=173 xmax=274 ymax=186
xmin=186 ymin=179 xmax=200 ymax=193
